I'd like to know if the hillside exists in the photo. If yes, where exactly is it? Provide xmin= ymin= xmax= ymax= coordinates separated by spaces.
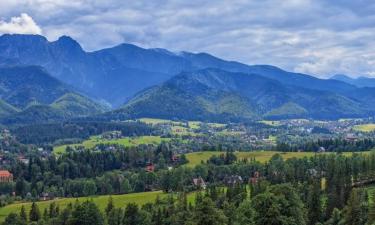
xmin=100 ymin=69 xmax=370 ymax=121
xmin=0 ymin=66 xmax=108 ymax=125
xmin=331 ymin=74 xmax=375 ymax=88
xmin=1 ymin=34 xmax=373 ymax=109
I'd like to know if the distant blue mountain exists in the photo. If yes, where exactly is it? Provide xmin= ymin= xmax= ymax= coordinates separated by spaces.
xmin=0 ymin=34 xmax=359 ymax=107
xmin=0 ymin=34 xmax=375 ymax=120
xmin=331 ymin=74 xmax=375 ymax=88
xmin=98 ymin=69 xmax=369 ymax=121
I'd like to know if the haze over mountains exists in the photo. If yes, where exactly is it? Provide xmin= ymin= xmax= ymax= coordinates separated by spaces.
xmin=0 ymin=34 xmax=374 ymax=124
xmin=331 ymin=74 xmax=375 ymax=88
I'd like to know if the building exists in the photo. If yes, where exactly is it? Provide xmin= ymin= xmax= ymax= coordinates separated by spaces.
xmin=0 ymin=170 xmax=13 ymax=182
xmin=224 ymin=175 xmax=243 ymax=186
xmin=146 ymin=163 xmax=155 ymax=172
xmin=193 ymin=177 xmax=206 ymax=189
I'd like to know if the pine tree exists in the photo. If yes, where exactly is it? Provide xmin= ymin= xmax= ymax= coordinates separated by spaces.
xmin=19 ymin=205 xmax=27 ymax=222
xmin=368 ymin=190 xmax=375 ymax=224
xmin=29 ymin=202 xmax=41 ymax=222
xmin=193 ymin=197 xmax=227 ymax=225
xmin=108 ymin=208 xmax=123 ymax=225
xmin=105 ymin=196 xmax=114 ymax=216
xmin=307 ymin=180 xmax=322 ymax=225
xmin=325 ymin=208 xmax=342 ymax=225
xmin=343 ymin=189 xmax=361 ymax=225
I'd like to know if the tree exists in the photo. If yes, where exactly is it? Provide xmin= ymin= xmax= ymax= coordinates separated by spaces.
xmin=108 ymin=208 xmax=123 ymax=225
xmin=70 ymin=201 xmax=104 ymax=225
xmin=29 ymin=202 xmax=41 ymax=222
xmin=123 ymin=203 xmax=150 ymax=225
xmin=342 ymin=189 xmax=361 ymax=225
xmin=368 ymin=190 xmax=375 ymax=224
xmin=193 ymin=197 xmax=227 ymax=225
xmin=307 ymin=180 xmax=322 ymax=225
xmin=105 ymin=196 xmax=114 ymax=216
xmin=234 ymin=200 xmax=255 ymax=225
xmin=3 ymin=213 xmax=24 ymax=225
xmin=324 ymin=208 xmax=342 ymax=225
xmin=269 ymin=183 xmax=307 ymax=225
xmin=251 ymin=192 xmax=285 ymax=225
xmin=19 ymin=205 xmax=27 ymax=222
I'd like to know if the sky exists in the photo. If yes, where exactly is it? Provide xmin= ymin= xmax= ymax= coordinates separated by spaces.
xmin=0 ymin=0 xmax=375 ymax=78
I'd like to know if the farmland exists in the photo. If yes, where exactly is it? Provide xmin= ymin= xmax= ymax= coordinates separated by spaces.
xmin=184 ymin=150 xmax=370 ymax=167
xmin=0 ymin=190 xmax=199 ymax=222
xmin=0 ymin=191 xmax=163 ymax=222
xmin=353 ymin=123 xmax=375 ymax=132
xmin=53 ymin=135 xmax=171 ymax=154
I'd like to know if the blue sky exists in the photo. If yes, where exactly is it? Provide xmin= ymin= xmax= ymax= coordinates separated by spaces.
xmin=0 ymin=0 xmax=375 ymax=78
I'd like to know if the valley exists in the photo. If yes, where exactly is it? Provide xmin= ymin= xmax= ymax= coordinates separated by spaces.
xmin=0 ymin=34 xmax=374 ymax=225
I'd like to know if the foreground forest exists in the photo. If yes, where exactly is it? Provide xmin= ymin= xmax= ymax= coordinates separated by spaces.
xmin=2 ymin=151 xmax=375 ymax=225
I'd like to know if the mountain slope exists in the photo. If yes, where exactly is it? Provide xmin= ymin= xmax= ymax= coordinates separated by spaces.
xmin=331 ymin=74 xmax=375 ymax=88
xmin=100 ymin=69 xmax=369 ymax=121
xmin=0 ymin=66 xmax=108 ymax=125
xmin=2 ymin=34 xmax=373 ymax=109
xmin=51 ymin=93 xmax=108 ymax=117
xmin=0 ymin=66 xmax=72 ymax=108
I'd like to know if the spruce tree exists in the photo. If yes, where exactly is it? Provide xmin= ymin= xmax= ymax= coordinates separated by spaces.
xmin=29 ymin=202 xmax=41 ymax=222
xmin=105 ymin=196 xmax=114 ymax=216
xmin=19 ymin=205 xmax=27 ymax=222
xmin=343 ymin=189 xmax=361 ymax=225
xmin=307 ymin=180 xmax=322 ymax=225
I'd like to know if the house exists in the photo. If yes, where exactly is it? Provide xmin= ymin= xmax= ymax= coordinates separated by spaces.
xmin=146 ymin=163 xmax=155 ymax=172
xmin=0 ymin=170 xmax=13 ymax=182
xmin=39 ymin=192 xmax=53 ymax=201
xmin=345 ymin=133 xmax=358 ymax=142
xmin=171 ymin=155 xmax=179 ymax=162
xmin=318 ymin=147 xmax=326 ymax=153
xmin=193 ymin=177 xmax=206 ymax=189
xmin=224 ymin=175 xmax=243 ymax=186
xmin=17 ymin=156 xmax=29 ymax=164
xmin=249 ymin=171 xmax=260 ymax=184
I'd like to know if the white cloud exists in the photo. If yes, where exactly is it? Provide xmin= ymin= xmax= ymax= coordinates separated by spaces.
xmin=0 ymin=13 xmax=42 ymax=35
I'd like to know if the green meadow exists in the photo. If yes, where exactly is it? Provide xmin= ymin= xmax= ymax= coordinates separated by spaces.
xmin=53 ymin=136 xmax=171 ymax=154
xmin=184 ymin=151 xmax=369 ymax=168
xmin=0 ymin=191 xmax=199 ymax=222
xmin=0 ymin=191 xmax=163 ymax=222
xmin=353 ymin=124 xmax=375 ymax=132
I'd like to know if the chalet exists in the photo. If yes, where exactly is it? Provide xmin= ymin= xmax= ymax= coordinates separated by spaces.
xmin=171 ymin=155 xmax=179 ymax=162
xmin=17 ymin=155 xmax=29 ymax=164
xmin=249 ymin=171 xmax=260 ymax=184
xmin=0 ymin=170 xmax=13 ymax=182
xmin=345 ymin=134 xmax=358 ymax=142
xmin=224 ymin=175 xmax=243 ymax=186
xmin=193 ymin=177 xmax=206 ymax=189
xmin=318 ymin=147 xmax=326 ymax=153
xmin=102 ymin=131 xmax=122 ymax=140
xmin=146 ymin=163 xmax=155 ymax=172
xmin=39 ymin=192 xmax=53 ymax=201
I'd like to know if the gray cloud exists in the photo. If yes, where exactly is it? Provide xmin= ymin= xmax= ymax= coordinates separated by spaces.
xmin=1 ymin=0 xmax=375 ymax=77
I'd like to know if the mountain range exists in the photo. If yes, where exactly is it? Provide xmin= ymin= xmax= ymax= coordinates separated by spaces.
xmin=0 ymin=66 xmax=107 ymax=125
xmin=0 ymin=34 xmax=374 ymax=123
xmin=331 ymin=74 xmax=375 ymax=88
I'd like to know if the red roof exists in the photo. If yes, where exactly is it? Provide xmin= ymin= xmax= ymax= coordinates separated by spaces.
xmin=0 ymin=170 xmax=12 ymax=177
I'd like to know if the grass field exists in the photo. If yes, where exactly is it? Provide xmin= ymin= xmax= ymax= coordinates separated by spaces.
xmin=259 ymin=120 xmax=282 ymax=126
xmin=184 ymin=151 xmax=369 ymax=168
xmin=53 ymin=136 xmax=171 ymax=154
xmin=0 ymin=191 xmax=199 ymax=222
xmin=0 ymin=191 xmax=166 ymax=222
xmin=353 ymin=124 xmax=375 ymax=132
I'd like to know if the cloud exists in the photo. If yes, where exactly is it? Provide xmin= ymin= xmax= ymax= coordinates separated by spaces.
xmin=1 ymin=1 xmax=375 ymax=77
xmin=0 ymin=13 xmax=42 ymax=35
